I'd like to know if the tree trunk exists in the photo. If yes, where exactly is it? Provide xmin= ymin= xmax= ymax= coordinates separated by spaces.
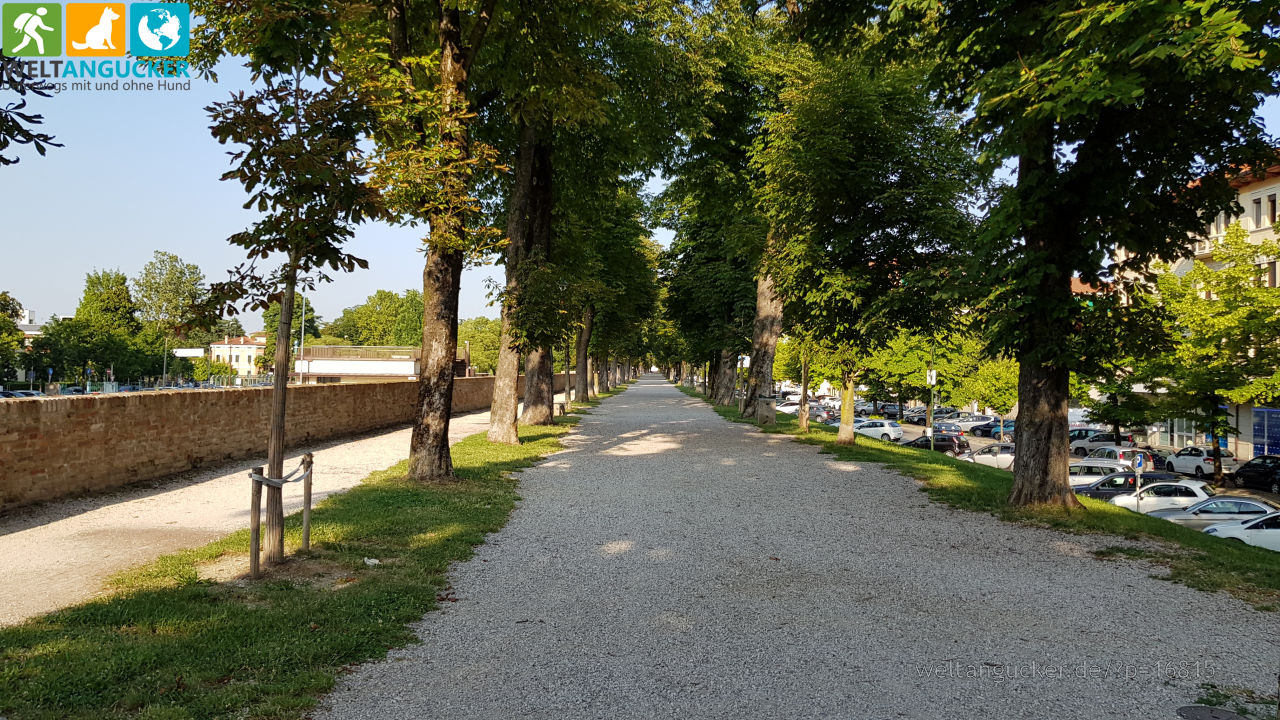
xmin=744 ymin=269 xmax=783 ymax=418
xmin=587 ymin=355 xmax=597 ymax=397
xmin=409 ymin=247 xmax=464 ymax=481
xmin=1112 ymin=392 xmax=1122 ymax=446
xmin=1007 ymin=120 xmax=1081 ymax=508
xmin=1009 ymin=361 xmax=1079 ymax=506
xmin=702 ymin=359 xmax=709 ymax=396
xmin=597 ymin=353 xmax=609 ymax=393
xmin=264 ymin=258 xmax=298 ymax=565
xmin=1209 ymin=399 xmax=1224 ymax=485
xmin=407 ymin=2 xmax=495 ymax=482
xmin=488 ymin=121 xmax=546 ymax=445
xmin=521 ymin=347 xmax=555 ymax=425
xmin=798 ymin=352 xmax=810 ymax=433
xmin=713 ymin=349 xmax=736 ymax=406
xmin=835 ymin=370 xmax=858 ymax=446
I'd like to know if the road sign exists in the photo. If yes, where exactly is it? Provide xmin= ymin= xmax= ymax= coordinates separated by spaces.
xmin=926 ymin=369 xmax=937 ymax=386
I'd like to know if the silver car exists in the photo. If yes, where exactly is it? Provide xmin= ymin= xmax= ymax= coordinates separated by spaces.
xmin=1148 ymin=497 xmax=1278 ymax=530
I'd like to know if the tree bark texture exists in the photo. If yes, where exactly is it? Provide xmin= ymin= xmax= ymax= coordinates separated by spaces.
xmin=713 ymin=349 xmax=737 ymax=406
xmin=835 ymin=370 xmax=858 ymax=446
xmin=521 ymin=347 xmax=555 ymax=425
xmin=407 ymin=1 xmax=495 ymax=481
xmin=744 ymin=269 xmax=783 ymax=417
xmin=489 ymin=121 xmax=551 ymax=443
xmin=1007 ymin=122 xmax=1081 ymax=507
xmin=264 ymin=260 xmax=297 ymax=565
xmin=410 ymin=247 xmax=464 ymax=481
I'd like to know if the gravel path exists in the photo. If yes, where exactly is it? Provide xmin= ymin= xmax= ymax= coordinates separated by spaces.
xmin=0 ymin=400 xmax=561 ymax=626
xmin=316 ymin=375 xmax=1277 ymax=720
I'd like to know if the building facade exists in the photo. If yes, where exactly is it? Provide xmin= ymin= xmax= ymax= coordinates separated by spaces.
xmin=1132 ymin=164 xmax=1280 ymax=457
xmin=209 ymin=333 xmax=268 ymax=376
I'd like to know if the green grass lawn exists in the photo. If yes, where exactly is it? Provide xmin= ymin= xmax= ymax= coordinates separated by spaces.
xmin=674 ymin=383 xmax=1280 ymax=609
xmin=0 ymin=416 xmax=587 ymax=720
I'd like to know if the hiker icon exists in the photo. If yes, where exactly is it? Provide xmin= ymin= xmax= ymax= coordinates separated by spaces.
xmin=11 ymin=7 xmax=54 ymax=54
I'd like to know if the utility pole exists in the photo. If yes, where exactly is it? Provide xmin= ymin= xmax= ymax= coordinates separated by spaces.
xmin=927 ymin=339 xmax=937 ymax=452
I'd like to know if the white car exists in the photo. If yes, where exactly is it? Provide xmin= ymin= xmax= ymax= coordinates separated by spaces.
xmin=1164 ymin=446 xmax=1241 ymax=478
xmin=954 ymin=415 xmax=996 ymax=432
xmin=961 ymin=443 xmax=1015 ymax=470
xmin=855 ymin=419 xmax=902 ymax=442
xmin=1068 ymin=459 xmax=1133 ymax=486
xmin=1203 ymin=512 xmax=1280 ymax=552
xmin=1110 ymin=480 xmax=1215 ymax=513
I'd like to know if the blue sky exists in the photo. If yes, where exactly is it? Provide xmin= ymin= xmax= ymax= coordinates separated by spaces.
xmin=1 ymin=48 xmax=1278 ymax=331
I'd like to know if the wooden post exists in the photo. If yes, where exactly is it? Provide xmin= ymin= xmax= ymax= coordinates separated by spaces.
xmin=249 ymin=467 xmax=263 ymax=578
xmin=301 ymin=453 xmax=314 ymax=551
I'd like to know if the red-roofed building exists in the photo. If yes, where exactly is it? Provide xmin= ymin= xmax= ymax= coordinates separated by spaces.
xmin=210 ymin=333 xmax=268 ymax=376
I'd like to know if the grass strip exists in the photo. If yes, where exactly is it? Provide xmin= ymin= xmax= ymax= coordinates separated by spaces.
xmin=674 ymin=383 xmax=1280 ymax=609
xmin=0 ymin=415 xmax=586 ymax=720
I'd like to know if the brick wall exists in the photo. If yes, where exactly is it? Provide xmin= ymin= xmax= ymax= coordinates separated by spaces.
xmin=0 ymin=373 xmax=574 ymax=512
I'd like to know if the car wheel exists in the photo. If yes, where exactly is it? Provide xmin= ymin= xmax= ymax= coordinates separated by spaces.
xmin=1193 ymin=466 xmax=1205 ymax=479
xmin=881 ymin=433 xmax=891 ymax=441
xmin=944 ymin=450 xmax=956 ymax=457
xmin=1165 ymin=462 xmax=1176 ymax=473
xmin=1073 ymin=447 xmax=1087 ymax=457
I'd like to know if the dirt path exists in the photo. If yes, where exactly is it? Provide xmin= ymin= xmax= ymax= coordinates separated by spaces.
xmin=0 ymin=397 xmax=564 ymax=626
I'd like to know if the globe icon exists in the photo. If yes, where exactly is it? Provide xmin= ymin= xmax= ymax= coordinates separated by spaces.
xmin=136 ymin=8 xmax=182 ymax=52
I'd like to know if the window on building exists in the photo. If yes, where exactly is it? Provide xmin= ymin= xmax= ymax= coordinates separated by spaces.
xmin=1270 ymin=262 xmax=1277 ymax=289
xmin=1255 ymin=198 xmax=1264 ymax=229
xmin=1270 ymin=194 xmax=1277 ymax=225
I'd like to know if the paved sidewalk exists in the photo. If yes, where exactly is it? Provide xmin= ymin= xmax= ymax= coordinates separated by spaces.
xmin=0 ymin=394 xmax=564 ymax=626
xmin=316 ymin=375 xmax=1277 ymax=720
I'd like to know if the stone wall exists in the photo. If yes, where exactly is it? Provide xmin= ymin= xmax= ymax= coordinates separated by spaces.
xmin=0 ymin=373 xmax=574 ymax=512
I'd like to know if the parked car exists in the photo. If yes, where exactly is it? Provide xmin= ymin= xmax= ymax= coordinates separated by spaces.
xmin=1070 ymin=431 xmax=1136 ymax=456
xmin=880 ymin=403 xmax=900 ymax=419
xmin=932 ymin=421 xmax=964 ymax=436
xmin=0 ymin=391 xmax=17 ymax=398
xmin=960 ymin=443 xmax=1016 ymax=470
xmin=954 ymin=415 xmax=997 ymax=432
xmin=1068 ymin=459 xmax=1135 ymax=486
xmin=855 ymin=419 xmax=903 ymax=442
xmin=1111 ymin=480 xmax=1215 ymax=513
xmin=1073 ymin=471 xmax=1180 ymax=500
xmin=1149 ymin=497 xmax=1278 ymax=530
xmin=1164 ymin=446 xmax=1242 ymax=478
xmin=1230 ymin=455 xmax=1280 ymax=495
xmin=902 ymin=433 xmax=970 ymax=457
xmin=1068 ymin=427 xmax=1104 ymax=445
xmin=1203 ymin=512 xmax=1280 ymax=552
xmin=59 ymin=386 xmax=85 ymax=395
xmin=11 ymin=390 xmax=42 ymax=397
xmin=1085 ymin=446 xmax=1157 ymax=471
xmin=972 ymin=419 xmax=1016 ymax=438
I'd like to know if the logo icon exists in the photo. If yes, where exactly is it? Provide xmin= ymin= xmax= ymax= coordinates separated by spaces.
xmin=3 ymin=3 xmax=62 ymax=57
xmin=66 ymin=3 xmax=123 ymax=56
xmin=128 ymin=2 xmax=187 ymax=56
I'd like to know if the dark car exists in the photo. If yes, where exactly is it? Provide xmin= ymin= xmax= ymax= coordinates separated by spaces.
xmin=60 ymin=386 xmax=85 ymax=395
xmin=903 ymin=433 xmax=970 ymax=457
xmin=0 ymin=391 xmax=17 ymax=399
xmin=1073 ymin=471 xmax=1180 ymax=500
xmin=1232 ymin=455 xmax=1280 ymax=495
xmin=972 ymin=419 xmax=1016 ymax=438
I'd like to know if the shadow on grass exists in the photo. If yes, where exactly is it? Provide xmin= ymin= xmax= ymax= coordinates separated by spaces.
xmin=0 ymin=418 xmax=577 ymax=720
xmin=673 ymin=382 xmax=1280 ymax=609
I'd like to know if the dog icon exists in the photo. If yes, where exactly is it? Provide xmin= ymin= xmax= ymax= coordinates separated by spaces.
xmin=72 ymin=6 xmax=120 ymax=50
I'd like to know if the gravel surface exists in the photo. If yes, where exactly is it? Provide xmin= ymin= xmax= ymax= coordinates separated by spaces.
xmin=316 ymin=376 xmax=1278 ymax=720
xmin=0 ymin=404 xmax=536 ymax=626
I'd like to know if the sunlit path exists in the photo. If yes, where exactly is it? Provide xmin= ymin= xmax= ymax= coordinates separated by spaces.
xmin=317 ymin=375 xmax=1276 ymax=720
